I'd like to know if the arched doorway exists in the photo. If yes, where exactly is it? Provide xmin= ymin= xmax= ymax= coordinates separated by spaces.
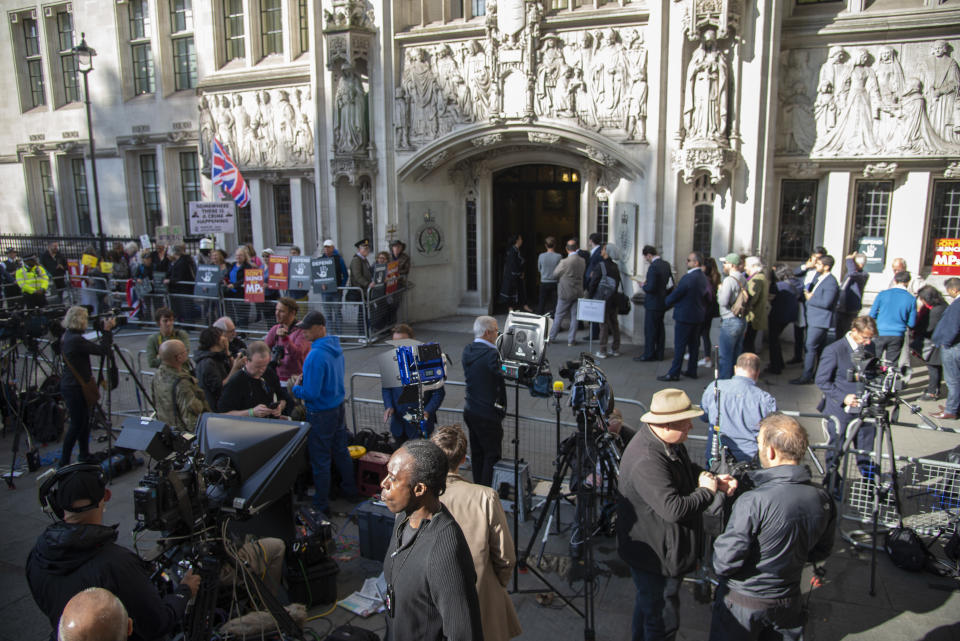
xmin=491 ymin=164 xmax=581 ymax=313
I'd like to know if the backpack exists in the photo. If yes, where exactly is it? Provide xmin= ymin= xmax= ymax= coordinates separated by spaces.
xmin=595 ymin=262 xmax=618 ymax=301
xmin=729 ymin=278 xmax=751 ymax=319
xmin=885 ymin=524 xmax=930 ymax=571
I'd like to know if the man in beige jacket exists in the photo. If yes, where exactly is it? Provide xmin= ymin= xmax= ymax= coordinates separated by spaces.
xmin=431 ymin=425 xmax=522 ymax=641
xmin=549 ymin=239 xmax=587 ymax=346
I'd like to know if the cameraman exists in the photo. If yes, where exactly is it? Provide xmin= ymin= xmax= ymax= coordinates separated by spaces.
xmin=194 ymin=326 xmax=246 ymax=410
xmin=145 ymin=308 xmax=190 ymax=369
xmin=265 ymin=297 xmax=310 ymax=384
xmin=60 ymin=306 xmax=116 ymax=468
xmin=217 ymin=341 xmax=291 ymax=418
xmin=26 ymin=465 xmax=200 ymax=641
xmin=462 ymin=316 xmax=506 ymax=488
xmin=710 ymin=415 xmax=835 ymax=641
xmin=380 ymin=324 xmax=446 ymax=444
xmin=815 ymin=315 xmax=877 ymax=485
xmin=214 ymin=316 xmax=246 ymax=356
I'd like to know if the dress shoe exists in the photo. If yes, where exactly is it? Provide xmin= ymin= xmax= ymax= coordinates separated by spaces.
xmin=682 ymin=372 xmax=698 ymax=380
xmin=786 ymin=358 xmax=803 ymax=365
xmin=932 ymin=411 xmax=957 ymax=420
xmin=656 ymin=374 xmax=680 ymax=382
xmin=789 ymin=377 xmax=813 ymax=385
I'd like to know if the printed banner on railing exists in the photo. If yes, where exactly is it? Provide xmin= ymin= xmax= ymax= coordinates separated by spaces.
xmin=267 ymin=255 xmax=289 ymax=290
xmin=932 ymin=238 xmax=960 ymax=276
xmin=244 ymin=268 xmax=265 ymax=302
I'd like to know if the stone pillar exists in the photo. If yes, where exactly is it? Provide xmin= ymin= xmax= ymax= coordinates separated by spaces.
xmin=887 ymin=171 xmax=931 ymax=283
xmin=290 ymin=177 xmax=306 ymax=250
xmin=249 ymin=178 xmax=266 ymax=252
xmin=819 ymin=171 xmax=851 ymax=279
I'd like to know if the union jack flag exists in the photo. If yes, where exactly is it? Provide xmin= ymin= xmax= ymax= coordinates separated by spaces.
xmin=211 ymin=138 xmax=250 ymax=208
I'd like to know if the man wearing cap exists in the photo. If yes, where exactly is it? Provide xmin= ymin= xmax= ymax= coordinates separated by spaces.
xmin=26 ymin=464 xmax=201 ymax=641
xmin=3 ymin=247 xmax=20 ymax=274
xmin=319 ymin=240 xmax=348 ymax=333
xmin=617 ymin=388 xmax=736 ymax=641
xmin=717 ymin=253 xmax=748 ymax=379
xmin=391 ymin=239 xmax=411 ymax=287
xmin=289 ymin=311 xmax=360 ymax=515
xmin=16 ymin=252 xmax=51 ymax=308
xmin=349 ymin=238 xmax=373 ymax=299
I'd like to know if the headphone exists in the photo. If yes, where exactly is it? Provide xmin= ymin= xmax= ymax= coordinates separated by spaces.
xmin=38 ymin=463 xmax=107 ymax=520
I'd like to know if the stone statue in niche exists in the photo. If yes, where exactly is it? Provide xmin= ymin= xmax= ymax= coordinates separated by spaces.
xmin=198 ymin=96 xmax=215 ymax=166
xmin=334 ymin=63 xmax=368 ymax=154
xmin=814 ymin=49 xmax=881 ymax=156
xmin=536 ymin=35 xmax=565 ymax=116
xmin=927 ymin=40 xmax=960 ymax=143
xmin=232 ymin=95 xmax=255 ymax=166
xmin=394 ymin=86 xmax=411 ymax=149
xmin=777 ymin=49 xmax=816 ymax=153
xmin=683 ymin=27 xmax=728 ymax=142
xmin=293 ymin=112 xmax=314 ymax=163
xmin=402 ymin=48 xmax=441 ymax=143
xmin=814 ymin=47 xmax=849 ymax=141
xmin=875 ymin=46 xmax=905 ymax=148
xmin=274 ymin=90 xmax=298 ymax=164
xmin=624 ymin=31 xmax=648 ymax=142
xmin=589 ymin=29 xmax=627 ymax=126
xmin=215 ymin=95 xmax=236 ymax=157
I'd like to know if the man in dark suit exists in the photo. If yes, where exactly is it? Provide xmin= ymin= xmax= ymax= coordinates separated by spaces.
xmin=816 ymin=315 xmax=877 ymax=486
xmin=658 ymin=252 xmax=708 ymax=382
xmin=836 ymin=252 xmax=869 ymax=337
xmin=932 ymin=278 xmax=960 ymax=420
xmin=462 ymin=315 xmax=507 ymax=487
xmin=792 ymin=255 xmax=840 ymax=385
xmin=636 ymin=245 xmax=673 ymax=362
xmin=582 ymin=233 xmax=605 ymax=340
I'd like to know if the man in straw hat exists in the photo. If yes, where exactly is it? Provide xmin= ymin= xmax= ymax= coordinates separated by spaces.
xmin=617 ymin=388 xmax=737 ymax=641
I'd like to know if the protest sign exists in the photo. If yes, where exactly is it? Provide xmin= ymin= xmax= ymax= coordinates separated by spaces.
xmin=267 ymin=255 xmax=290 ymax=290
xmin=289 ymin=256 xmax=313 ymax=290
xmin=312 ymin=256 xmax=337 ymax=294
xmin=932 ymin=238 xmax=960 ymax=276
xmin=244 ymin=268 xmax=265 ymax=303
xmin=385 ymin=261 xmax=399 ymax=294
xmin=194 ymin=264 xmax=223 ymax=297
xmin=189 ymin=201 xmax=235 ymax=234
xmin=155 ymin=225 xmax=184 ymax=247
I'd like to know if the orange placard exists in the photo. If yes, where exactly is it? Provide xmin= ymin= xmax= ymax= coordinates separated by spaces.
xmin=932 ymin=238 xmax=960 ymax=276
xmin=267 ymin=255 xmax=289 ymax=290
xmin=385 ymin=260 xmax=399 ymax=294
xmin=68 ymin=260 xmax=81 ymax=287
xmin=244 ymin=268 xmax=265 ymax=302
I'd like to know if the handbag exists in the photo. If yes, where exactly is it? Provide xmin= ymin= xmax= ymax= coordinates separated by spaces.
xmin=615 ymin=291 xmax=631 ymax=315
xmin=63 ymin=356 xmax=101 ymax=408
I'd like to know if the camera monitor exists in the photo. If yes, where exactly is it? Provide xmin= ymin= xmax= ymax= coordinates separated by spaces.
xmin=196 ymin=413 xmax=310 ymax=516
xmin=500 ymin=311 xmax=551 ymax=367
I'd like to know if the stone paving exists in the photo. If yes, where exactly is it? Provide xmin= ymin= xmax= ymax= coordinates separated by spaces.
xmin=0 ymin=316 xmax=958 ymax=640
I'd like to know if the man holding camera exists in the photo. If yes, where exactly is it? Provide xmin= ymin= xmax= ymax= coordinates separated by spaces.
xmin=27 ymin=464 xmax=200 ymax=641
xmin=815 ymin=315 xmax=877 ymax=485
xmin=218 ymin=341 xmax=290 ymax=418
xmin=214 ymin=316 xmax=247 ymax=356
xmin=194 ymin=326 xmax=246 ymax=410
xmin=289 ymin=311 xmax=360 ymax=515
xmin=617 ymin=388 xmax=735 ymax=641
xmin=710 ymin=414 xmax=835 ymax=641
xmin=152 ymin=340 xmax=210 ymax=432
xmin=462 ymin=316 xmax=507 ymax=488
xmin=265 ymin=297 xmax=310 ymax=384
xmin=146 ymin=308 xmax=191 ymax=369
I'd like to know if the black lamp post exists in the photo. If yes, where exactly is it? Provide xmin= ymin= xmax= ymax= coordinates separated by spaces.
xmin=72 ymin=33 xmax=105 ymax=257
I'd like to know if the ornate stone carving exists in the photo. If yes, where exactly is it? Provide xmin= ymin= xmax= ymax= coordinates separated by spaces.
xmin=334 ymin=63 xmax=368 ymax=154
xmin=945 ymin=161 xmax=960 ymax=178
xmin=677 ymin=0 xmax=741 ymax=42
xmin=422 ymin=151 xmax=449 ymax=171
xmin=585 ymin=147 xmax=616 ymax=167
xmin=673 ymin=144 xmax=736 ymax=184
xmin=198 ymin=85 xmax=315 ymax=171
xmin=528 ymin=132 xmax=559 ymax=144
xmin=862 ymin=162 xmax=899 ymax=178
xmin=323 ymin=0 xmax=375 ymax=32
xmin=784 ymin=39 xmax=960 ymax=159
xmin=784 ymin=162 xmax=823 ymax=179
xmin=394 ymin=86 xmax=411 ymax=150
xmin=330 ymin=156 xmax=377 ymax=185
xmin=471 ymin=134 xmax=502 ymax=147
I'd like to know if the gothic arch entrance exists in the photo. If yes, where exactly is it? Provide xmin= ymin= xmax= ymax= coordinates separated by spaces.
xmin=491 ymin=164 xmax=581 ymax=314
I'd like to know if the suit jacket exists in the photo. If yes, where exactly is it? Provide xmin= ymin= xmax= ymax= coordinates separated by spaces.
xmin=932 ymin=298 xmax=960 ymax=348
xmin=349 ymin=254 xmax=372 ymax=289
xmin=838 ymin=258 xmax=869 ymax=314
xmin=665 ymin=269 xmax=708 ymax=325
xmin=806 ymin=273 xmax=839 ymax=329
xmin=642 ymin=258 xmax=673 ymax=312
xmin=440 ymin=474 xmax=522 ymax=641
xmin=816 ymin=336 xmax=874 ymax=422
xmin=552 ymin=253 xmax=586 ymax=301
xmin=584 ymin=247 xmax=603 ymax=288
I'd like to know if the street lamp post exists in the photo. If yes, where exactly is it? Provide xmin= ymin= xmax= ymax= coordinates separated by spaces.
xmin=72 ymin=33 xmax=105 ymax=257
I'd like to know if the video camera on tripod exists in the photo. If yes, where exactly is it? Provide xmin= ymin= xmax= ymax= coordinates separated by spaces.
xmin=558 ymin=353 xmax=614 ymax=417
xmin=847 ymin=356 xmax=911 ymax=415
xmin=0 ymin=305 xmax=68 ymax=343
xmin=498 ymin=311 xmax=551 ymax=383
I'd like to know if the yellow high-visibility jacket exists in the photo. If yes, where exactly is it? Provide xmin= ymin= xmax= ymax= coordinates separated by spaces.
xmin=15 ymin=265 xmax=50 ymax=294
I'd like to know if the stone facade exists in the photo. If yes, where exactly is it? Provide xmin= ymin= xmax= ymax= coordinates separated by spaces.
xmin=1 ymin=0 xmax=959 ymax=325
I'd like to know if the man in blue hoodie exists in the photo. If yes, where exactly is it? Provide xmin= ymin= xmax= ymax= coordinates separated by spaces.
xmin=869 ymin=270 xmax=917 ymax=364
xmin=462 ymin=316 xmax=507 ymax=487
xmin=290 ymin=310 xmax=359 ymax=515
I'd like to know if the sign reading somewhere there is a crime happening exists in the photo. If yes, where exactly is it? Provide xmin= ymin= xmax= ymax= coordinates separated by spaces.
xmin=932 ymin=238 xmax=960 ymax=276
xmin=244 ymin=268 xmax=265 ymax=302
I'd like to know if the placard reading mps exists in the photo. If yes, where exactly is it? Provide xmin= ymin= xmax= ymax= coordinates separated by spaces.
xmin=932 ymin=238 xmax=960 ymax=275
xmin=189 ymin=201 xmax=236 ymax=234
xmin=244 ymin=268 xmax=265 ymax=302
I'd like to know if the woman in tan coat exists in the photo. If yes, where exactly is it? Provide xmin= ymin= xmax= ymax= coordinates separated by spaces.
xmin=432 ymin=425 xmax=523 ymax=641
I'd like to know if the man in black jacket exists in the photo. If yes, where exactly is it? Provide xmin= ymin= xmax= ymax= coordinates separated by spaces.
xmin=26 ymin=465 xmax=200 ymax=641
xmin=617 ymin=388 xmax=735 ymax=641
xmin=636 ymin=245 xmax=673 ymax=362
xmin=462 ymin=315 xmax=506 ymax=487
xmin=165 ymin=244 xmax=197 ymax=322
xmin=710 ymin=414 xmax=835 ymax=641
xmin=194 ymin=326 xmax=245 ymax=409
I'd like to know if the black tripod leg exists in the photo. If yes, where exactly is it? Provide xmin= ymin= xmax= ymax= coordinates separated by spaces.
xmin=513 ymin=382 xmax=521 ymax=592
xmin=521 ymin=442 xmax=573 ymax=565
xmin=869 ymin=416 xmax=885 ymax=597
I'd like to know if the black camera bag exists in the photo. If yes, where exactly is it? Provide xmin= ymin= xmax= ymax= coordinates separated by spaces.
xmin=884 ymin=523 xmax=929 ymax=571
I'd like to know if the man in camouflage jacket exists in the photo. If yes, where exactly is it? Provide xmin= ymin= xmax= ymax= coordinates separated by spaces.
xmin=152 ymin=339 xmax=210 ymax=432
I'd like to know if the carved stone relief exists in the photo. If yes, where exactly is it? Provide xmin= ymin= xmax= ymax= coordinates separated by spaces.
xmin=198 ymin=86 xmax=315 ymax=171
xmin=395 ymin=2 xmax=649 ymax=150
xmin=333 ymin=63 xmax=368 ymax=154
xmin=780 ymin=39 xmax=960 ymax=158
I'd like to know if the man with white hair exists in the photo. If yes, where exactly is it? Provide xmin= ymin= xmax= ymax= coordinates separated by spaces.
xmin=461 ymin=316 xmax=507 ymax=486
xmin=59 ymin=587 xmax=132 ymax=641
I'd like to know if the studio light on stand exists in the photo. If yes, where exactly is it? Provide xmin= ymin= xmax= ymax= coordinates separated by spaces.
xmin=72 ymin=33 xmax=105 ymax=257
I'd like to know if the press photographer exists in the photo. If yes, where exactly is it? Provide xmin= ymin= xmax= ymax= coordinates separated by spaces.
xmin=60 ymin=306 xmax=116 ymax=467
xmin=193 ymin=326 xmax=245 ymax=411
xmin=217 ymin=341 xmax=292 ymax=418
xmin=265 ymin=297 xmax=310 ymax=384
xmin=213 ymin=316 xmax=247 ymax=357
xmin=26 ymin=464 xmax=200 ymax=641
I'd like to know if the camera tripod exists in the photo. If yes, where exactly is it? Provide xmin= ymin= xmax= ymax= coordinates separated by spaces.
xmin=516 ymin=399 xmax=619 ymax=641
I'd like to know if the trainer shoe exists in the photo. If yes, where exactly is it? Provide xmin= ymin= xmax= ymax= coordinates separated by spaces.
xmin=697 ymin=357 xmax=711 ymax=367
xmin=594 ymin=351 xmax=608 ymax=359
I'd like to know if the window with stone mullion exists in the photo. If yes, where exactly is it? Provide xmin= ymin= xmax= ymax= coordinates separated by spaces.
xmin=179 ymin=151 xmax=201 ymax=224
xmin=852 ymin=180 xmax=892 ymax=252
xmin=39 ymin=160 xmax=59 ymax=234
xmin=57 ymin=11 xmax=80 ymax=104
xmin=260 ymin=0 xmax=283 ymax=56
xmin=140 ymin=154 xmax=163 ymax=233
xmin=23 ymin=17 xmax=46 ymax=108
xmin=925 ymin=181 xmax=960 ymax=267
xmin=71 ymin=159 xmax=93 ymax=235
xmin=224 ymin=0 xmax=246 ymax=61
xmin=129 ymin=0 xmax=155 ymax=95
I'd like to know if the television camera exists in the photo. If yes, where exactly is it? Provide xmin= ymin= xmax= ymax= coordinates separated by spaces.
xmin=396 ymin=342 xmax=446 ymax=438
xmin=0 ymin=305 xmax=67 ymax=345
xmin=847 ymin=356 xmax=911 ymax=417
xmin=498 ymin=311 xmax=551 ymax=383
